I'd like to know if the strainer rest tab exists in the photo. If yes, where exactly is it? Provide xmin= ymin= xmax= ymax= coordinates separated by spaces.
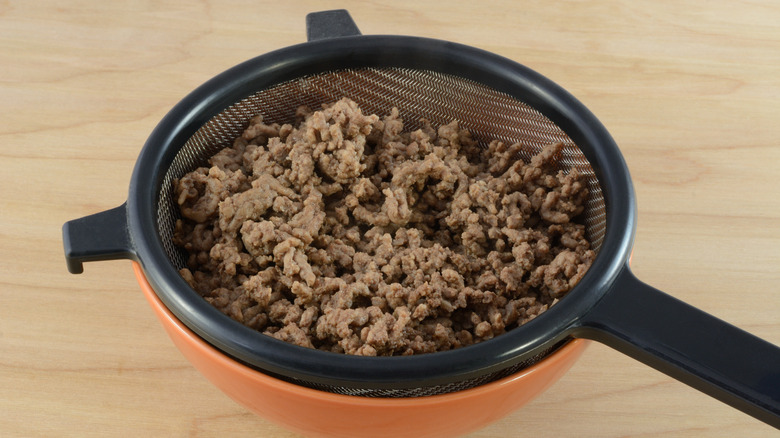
xmin=62 ymin=203 xmax=136 ymax=274
xmin=306 ymin=10 xmax=361 ymax=42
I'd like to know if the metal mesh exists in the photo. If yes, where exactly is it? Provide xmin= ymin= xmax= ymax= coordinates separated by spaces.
xmin=156 ymin=67 xmax=606 ymax=397
xmin=289 ymin=340 xmax=564 ymax=397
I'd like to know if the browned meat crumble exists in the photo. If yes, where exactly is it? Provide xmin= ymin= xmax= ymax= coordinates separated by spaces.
xmin=173 ymin=98 xmax=594 ymax=356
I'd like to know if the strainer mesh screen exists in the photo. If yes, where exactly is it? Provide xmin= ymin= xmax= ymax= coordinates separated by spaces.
xmin=155 ymin=67 xmax=606 ymax=396
xmin=290 ymin=340 xmax=563 ymax=397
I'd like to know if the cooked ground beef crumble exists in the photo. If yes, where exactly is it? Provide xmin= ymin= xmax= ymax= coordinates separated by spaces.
xmin=173 ymin=98 xmax=594 ymax=356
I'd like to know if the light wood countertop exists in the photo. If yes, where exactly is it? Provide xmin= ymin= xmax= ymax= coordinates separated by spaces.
xmin=2 ymin=1 xmax=778 ymax=436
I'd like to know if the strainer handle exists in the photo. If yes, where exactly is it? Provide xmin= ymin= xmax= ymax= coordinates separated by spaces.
xmin=62 ymin=203 xmax=136 ymax=274
xmin=306 ymin=10 xmax=362 ymax=42
xmin=577 ymin=266 xmax=780 ymax=429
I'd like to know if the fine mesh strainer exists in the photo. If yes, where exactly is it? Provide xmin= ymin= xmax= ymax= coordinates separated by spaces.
xmin=63 ymin=10 xmax=780 ymax=428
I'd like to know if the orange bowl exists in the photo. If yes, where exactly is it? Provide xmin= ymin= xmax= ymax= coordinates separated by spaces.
xmin=134 ymin=261 xmax=588 ymax=438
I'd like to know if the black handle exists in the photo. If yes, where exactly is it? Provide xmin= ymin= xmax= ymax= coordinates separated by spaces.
xmin=62 ymin=203 xmax=137 ymax=274
xmin=306 ymin=9 xmax=361 ymax=42
xmin=577 ymin=266 xmax=780 ymax=428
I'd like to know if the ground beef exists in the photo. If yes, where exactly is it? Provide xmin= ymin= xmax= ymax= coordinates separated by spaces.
xmin=173 ymin=98 xmax=594 ymax=356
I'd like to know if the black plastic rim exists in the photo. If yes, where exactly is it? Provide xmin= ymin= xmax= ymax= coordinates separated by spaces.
xmin=127 ymin=34 xmax=636 ymax=389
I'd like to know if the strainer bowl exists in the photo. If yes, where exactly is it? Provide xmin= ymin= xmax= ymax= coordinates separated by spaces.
xmin=63 ymin=9 xmax=780 ymax=434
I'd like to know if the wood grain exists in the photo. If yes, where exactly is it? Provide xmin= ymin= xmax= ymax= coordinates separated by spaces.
xmin=1 ymin=1 xmax=778 ymax=436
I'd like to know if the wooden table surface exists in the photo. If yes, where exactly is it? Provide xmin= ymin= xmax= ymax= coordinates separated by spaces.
xmin=2 ymin=1 xmax=779 ymax=436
